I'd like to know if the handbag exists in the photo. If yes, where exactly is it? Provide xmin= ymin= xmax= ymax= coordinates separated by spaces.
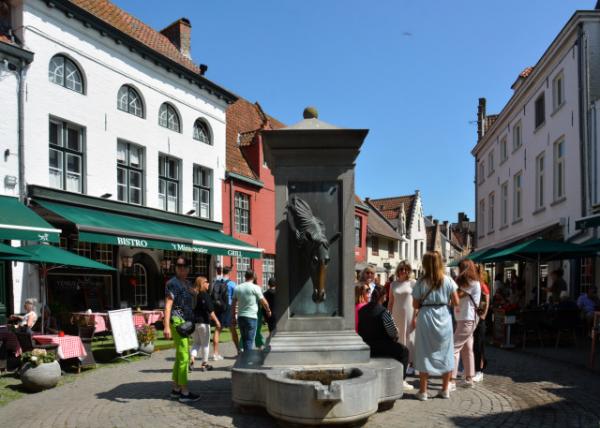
xmin=465 ymin=292 xmax=486 ymax=317
xmin=175 ymin=320 xmax=195 ymax=337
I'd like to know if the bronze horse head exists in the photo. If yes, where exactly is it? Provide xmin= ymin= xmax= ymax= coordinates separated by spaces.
xmin=287 ymin=196 xmax=339 ymax=303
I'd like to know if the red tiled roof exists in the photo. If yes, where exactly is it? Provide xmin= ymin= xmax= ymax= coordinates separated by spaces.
xmin=69 ymin=0 xmax=202 ymax=74
xmin=519 ymin=66 xmax=534 ymax=78
xmin=369 ymin=195 xmax=416 ymax=225
xmin=366 ymin=203 xmax=401 ymax=240
xmin=484 ymin=114 xmax=499 ymax=133
xmin=0 ymin=34 xmax=13 ymax=45
xmin=226 ymin=98 xmax=284 ymax=180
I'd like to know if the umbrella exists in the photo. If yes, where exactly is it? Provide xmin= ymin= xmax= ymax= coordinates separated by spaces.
xmin=478 ymin=238 xmax=590 ymax=305
xmin=0 ymin=245 xmax=115 ymax=333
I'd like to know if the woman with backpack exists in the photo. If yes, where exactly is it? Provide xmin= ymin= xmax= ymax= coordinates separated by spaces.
xmin=450 ymin=259 xmax=481 ymax=390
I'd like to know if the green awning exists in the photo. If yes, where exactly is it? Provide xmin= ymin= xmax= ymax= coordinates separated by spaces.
xmin=0 ymin=195 xmax=60 ymax=243
xmin=36 ymin=200 xmax=263 ymax=259
xmin=0 ymin=245 xmax=115 ymax=270
xmin=479 ymin=239 xmax=589 ymax=263
xmin=466 ymin=248 xmax=499 ymax=263
xmin=576 ymin=214 xmax=600 ymax=230
xmin=0 ymin=243 xmax=29 ymax=257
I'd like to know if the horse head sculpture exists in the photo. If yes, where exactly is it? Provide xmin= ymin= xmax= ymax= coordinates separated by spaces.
xmin=287 ymin=196 xmax=340 ymax=303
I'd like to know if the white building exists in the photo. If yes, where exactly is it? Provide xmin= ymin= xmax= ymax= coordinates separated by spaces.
xmin=472 ymin=8 xmax=600 ymax=297
xmin=367 ymin=191 xmax=427 ymax=275
xmin=0 ymin=0 xmax=260 ymax=319
xmin=363 ymin=200 xmax=401 ymax=283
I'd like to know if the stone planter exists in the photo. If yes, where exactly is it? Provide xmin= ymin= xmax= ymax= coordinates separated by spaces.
xmin=139 ymin=342 xmax=154 ymax=354
xmin=20 ymin=360 xmax=61 ymax=392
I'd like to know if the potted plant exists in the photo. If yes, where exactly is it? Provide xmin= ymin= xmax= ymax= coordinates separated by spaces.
xmin=137 ymin=324 xmax=156 ymax=354
xmin=20 ymin=348 xmax=61 ymax=392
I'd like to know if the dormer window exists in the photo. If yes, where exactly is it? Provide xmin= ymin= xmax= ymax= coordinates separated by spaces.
xmin=49 ymin=54 xmax=84 ymax=93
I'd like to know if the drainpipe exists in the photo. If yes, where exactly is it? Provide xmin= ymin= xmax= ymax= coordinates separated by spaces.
xmin=17 ymin=61 xmax=27 ymax=202
xmin=577 ymin=22 xmax=588 ymax=221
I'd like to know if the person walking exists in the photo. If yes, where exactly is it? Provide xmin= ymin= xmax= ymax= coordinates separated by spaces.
xmin=388 ymin=261 xmax=416 ymax=377
xmin=232 ymin=270 xmax=272 ymax=352
xmin=163 ymin=256 xmax=200 ymax=402
xmin=360 ymin=266 xmax=376 ymax=299
xmin=263 ymin=277 xmax=277 ymax=334
xmin=358 ymin=284 xmax=411 ymax=389
xmin=211 ymin=267 xmax=239 ymax=360
xmin=190 ymin=276 xmax=221 ymax=372
xmin=411 ymin=251 xmax=460 ymax=400
xmin=450 ymin=259 xmax=481 ymax=390
xmin=253 ymin=273 xmax=265 ymax=349
xmin=473 ymin=264 xmax=490 ymax=383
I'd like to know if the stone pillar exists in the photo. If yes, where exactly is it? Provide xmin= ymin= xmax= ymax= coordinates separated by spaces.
xmin=261 ymin=108 xmax=370 ymax=365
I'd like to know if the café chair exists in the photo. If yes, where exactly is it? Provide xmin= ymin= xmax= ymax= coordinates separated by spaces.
xmin=77 ymin=326 xmax=97 ymax=372
xmin=520 ymin=310 xmax=545 ymax=349
xmin=0 ymin=339 xmax=6 ymax=372
xmin=15 ymin=331 xmax=59 ymax=356
xmin=553 ymin=309 xmax=580 ymax=349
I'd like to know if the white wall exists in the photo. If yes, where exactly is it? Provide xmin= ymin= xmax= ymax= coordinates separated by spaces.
xmin=474 ymin=29 xmax=581 ymax=249
xmin=407 ymin=196 xmax=426 ymax=271
xmin=366 ymin=236 xmax=401 ymax=281
xmin=0 ymin=67 xmax=20 ymax=197
xmin=20 ymin=0 xmax=227 ymax=220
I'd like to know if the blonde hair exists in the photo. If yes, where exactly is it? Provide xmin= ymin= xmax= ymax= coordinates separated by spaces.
xmin=421 ymin=251 xmax=445 ymax=289
xmin=194 ymin=276 xmax=208 ymax=292
xmin=395 ymin=260 xmax=413 ymax=277
xmin=359 ymin=266 xmax=375 ymax=283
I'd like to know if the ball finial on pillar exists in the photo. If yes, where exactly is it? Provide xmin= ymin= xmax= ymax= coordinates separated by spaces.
xmin=303 ymin=106 xmax=318 ymax=119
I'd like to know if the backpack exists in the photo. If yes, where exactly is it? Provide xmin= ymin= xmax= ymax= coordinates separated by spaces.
xmin=210 ymin=278 xmax=230 ymax=314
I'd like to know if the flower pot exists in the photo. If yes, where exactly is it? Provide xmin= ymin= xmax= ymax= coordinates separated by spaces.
xmin=139 ymin=342 xmax=154 ymax=354
xmin=20 ymin=360 xmax=61 ymax=392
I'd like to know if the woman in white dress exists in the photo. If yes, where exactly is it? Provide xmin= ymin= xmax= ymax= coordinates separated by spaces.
xmin=388 ymin=261 xmax=415 ymax=382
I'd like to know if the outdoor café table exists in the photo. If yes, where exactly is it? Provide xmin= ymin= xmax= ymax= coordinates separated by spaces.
xmin=32 ymin=334 xmax=87 ymax=361
xmin=0 ymin=325 xmax=21 ymax=356
xmin=132 ymin=310 xmax=164 ymax=328
xmin=71 ymin=312 xmax=110 ymax=334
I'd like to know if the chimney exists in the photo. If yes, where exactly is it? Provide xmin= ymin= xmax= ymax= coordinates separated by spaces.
xmin=477 ymin=98 xmax=486 ymax=141
xmin=443 ymin=221 xmax=450 ymax=239
xmin=160 ymin=18 xmax=192 ymax=59
xmin=458 ymin=212 xmax=466 ymax=223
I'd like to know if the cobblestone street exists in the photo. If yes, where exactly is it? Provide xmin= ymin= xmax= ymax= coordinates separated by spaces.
xmin=1 ymin=342 xmax=600 ymax=427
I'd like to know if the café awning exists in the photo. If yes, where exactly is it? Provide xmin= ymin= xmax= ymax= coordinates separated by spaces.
xmin=0 ymin=245 xmax=115 ymax=270
xmin=0 ymin=243 xmax=29 ymax=257
xmin=0 ymin=195 xmax=61 ymax=243
xmin=36 ymin=200 xmax=263 ymax=259
xmin=479 ymin=239 xmax=589 ymax=263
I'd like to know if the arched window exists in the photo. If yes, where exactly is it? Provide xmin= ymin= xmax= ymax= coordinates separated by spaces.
xmin=193 ymin=119 xmax=211 ymax=145
xmin=158 ymin=103 xmax=181 ymax=132
xmin=48 ymin=55 xmax=84 ymax=93
xmin=133 ymin=263 xmax=148 ymax=307
xmin=117 ymin=85 xmax=144 ymax=118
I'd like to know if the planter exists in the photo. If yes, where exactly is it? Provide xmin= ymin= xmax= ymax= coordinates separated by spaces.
xmin=139 ymin=342 xmax=154 ymax=354
xmin=20 ymin=360 xmax=61 ymax=392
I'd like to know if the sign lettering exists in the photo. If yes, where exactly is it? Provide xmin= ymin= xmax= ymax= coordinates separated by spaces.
xmin=170 ymin=243 xmax=209 ymax=254
xmin=116 ymin=237 xmax=148 ymax=248
xmin=227 ymin=250 xmax=242 ymax=257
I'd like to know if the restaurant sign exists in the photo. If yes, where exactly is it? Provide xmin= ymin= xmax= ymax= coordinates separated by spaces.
xmin=80 ymin=231 xmax=261 ymax=259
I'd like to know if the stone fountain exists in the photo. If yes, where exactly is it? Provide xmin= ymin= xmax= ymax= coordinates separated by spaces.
xmin=232 ymin=108 xmax=403 ymax=426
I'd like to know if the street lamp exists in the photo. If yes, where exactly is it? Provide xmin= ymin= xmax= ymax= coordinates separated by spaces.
xmin=160 ymin=258 xmax=171 ymax=274
xmin=121 ymin=255 xmax=133 ymax=273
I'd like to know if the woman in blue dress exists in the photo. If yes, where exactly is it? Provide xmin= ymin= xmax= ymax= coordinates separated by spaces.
xmin=411 ymin=251 xmax=459 ymax=400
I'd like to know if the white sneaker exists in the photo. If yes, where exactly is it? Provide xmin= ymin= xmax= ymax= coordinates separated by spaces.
xmin=213 ymin=354 xmax=224 ymax=361
xmin=473 ymin=372 xmax=484 ymax=382
xmin=403 ymin=380 xmax=414 ymax=391
xmin=462 ymin=379 xmax=474 ymax=388
xmin=448 ymin=382 xmax=457 ymax=392
xmin=415 ymin=391 xmax=428 ymax=401
xmin=437 ymin=389 xmax=450 ymax=399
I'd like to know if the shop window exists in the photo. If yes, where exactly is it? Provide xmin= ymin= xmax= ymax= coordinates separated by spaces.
xmin=580 ymin=257 xmax=594 ymax=294
xmin=262 ymin=255 xmax=275 ymax=288
xmin=236 ymin=257 xmax=251 ymax=285
xmin=49 ymin=119 xmax=85 ymax=193
xmin=133 ymin=263 xmax=148 ymax=307
xmin=95 ymin=244 xmax=114 ymax=266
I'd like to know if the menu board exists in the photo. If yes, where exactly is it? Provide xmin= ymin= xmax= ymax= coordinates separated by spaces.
xmin=108 ymin=308 xmax=138 ymax=354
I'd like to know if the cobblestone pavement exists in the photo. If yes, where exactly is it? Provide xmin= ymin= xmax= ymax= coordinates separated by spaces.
xmin=2 ymin=343 xmax=600 ymax=427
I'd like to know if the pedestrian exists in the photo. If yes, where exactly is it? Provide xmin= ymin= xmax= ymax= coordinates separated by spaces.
xmin=358 ymin=284 xmax=411 ymax=389
xmin=473 ymin=264 xmax=490 ymax=383
xmin=411 ymin=251 xmax=460 ymax=400
xmin=163 ymin=256 xmax=200 ymax=402
xmin=546 ymin=268 xmax=568 ymax=304
xmin=263 ymin=277 xmax=277 ymax=334
xmin=450 ymin=259 xmax=481 ymax=391
xmin=360 ymin=266 xmax=376 ymax=299
xmin=355 ymin=283 xmax=369 ymax=332
xmin=388 ymin=261 xmax=416 ymax=377
xmin=211 ymin=266 xmax=239 ymax=360
xmin=232 ymin=270 xmax=272 ymax=352
xmin=190 ymin=276 xmax=221 ymax=372
xmin=253 ymin=273 xmax=265 ymax=349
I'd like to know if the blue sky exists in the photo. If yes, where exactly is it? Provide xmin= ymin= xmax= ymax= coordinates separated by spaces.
xmin=117 ymin=0 xmax=593 ymax=221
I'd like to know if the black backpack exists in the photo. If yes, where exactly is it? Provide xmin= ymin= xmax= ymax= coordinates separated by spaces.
xmin=210 ymin=278 xmax=230 ymax=313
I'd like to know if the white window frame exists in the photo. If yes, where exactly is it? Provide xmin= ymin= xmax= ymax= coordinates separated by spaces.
xmin=49 ymin=119 xmax=85 ymax=193
xmin=193 ymin=165 xmax=212 ymax=219
xmin=158 ymin=154 xmax=180 ymax=213
xmin=552 ymin=71 xmax=565 ymax=112
xmin=513 ymin=171 xmax=522 ymax=221
xmin=500 ymin=136 xmax=508 ymax=163
xmin=133 ymin=263 xmax=148 ymax=307
xmin=553 ymin=138 xmax=565 ymax=201
xmin=236 ymin=257 xmax=251 ymax=286
xmin=487 ymin=149 xmax=495 ymax=176
xmin=117 ymin=140 xmax=144 ymax=205
xmin=501 ymin=181 xmax=508 ymax=227
xmin=488 ymin=192 xmax=495 ymax=233
xmin=478 ymin=199 xmax=485 ymax=237
xmin=262 ymin=256 xmax=275 ymax=289
xmin=512 ymin=121 xmax=522 ymax=151
xmin=478 ymin=161 xmax=485 ymax=185
xmin=234 ymin=192 xmax=251 ymax=234
xmin=535 ymin=152 xmax=545 ymax=210
xmin=534 ymin=94 xmax=545 ymax=129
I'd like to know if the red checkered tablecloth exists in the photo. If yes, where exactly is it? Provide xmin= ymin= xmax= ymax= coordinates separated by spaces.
xmin=32 ymin=334 xmax=87 ymax=360
xmin=71 ymin=313 xmax=110 ymax=333
xmin=0 ymin=326 xmax=21 ymax=356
